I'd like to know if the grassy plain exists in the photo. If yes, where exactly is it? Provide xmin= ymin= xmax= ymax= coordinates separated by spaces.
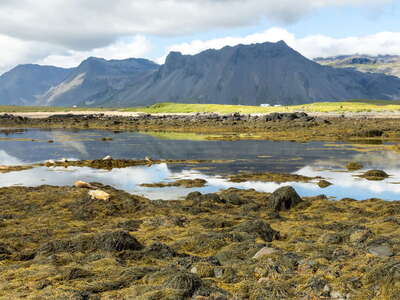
xmin=1 ymin=100 xmax=400 ymax=114
xmin=122 ymin=100 xmax=400 ymax=114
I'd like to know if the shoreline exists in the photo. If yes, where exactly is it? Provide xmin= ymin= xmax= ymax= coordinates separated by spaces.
xmin=1 ymin=111 xmax=400 ymax=143
xmin=4 ymin=110 xmax=400 ymax=119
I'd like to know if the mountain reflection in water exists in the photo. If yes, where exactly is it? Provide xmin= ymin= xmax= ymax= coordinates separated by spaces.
xmin=1 ymin=128 xmax=400 ymax=200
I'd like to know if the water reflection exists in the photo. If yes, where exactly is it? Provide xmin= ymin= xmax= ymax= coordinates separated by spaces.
xmin=0 ymin=159 xmax=400 ymax=201
xmin=1 ymin=129 xmax=400 ymax=201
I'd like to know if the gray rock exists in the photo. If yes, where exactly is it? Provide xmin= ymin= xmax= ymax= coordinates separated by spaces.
xmin=368 ymin=244 xmax=394 ymax=257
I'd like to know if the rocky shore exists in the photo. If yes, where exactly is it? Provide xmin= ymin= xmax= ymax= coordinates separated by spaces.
xmin=1 ymin=112 xmax=400 ymax=142
xmin=0 ymin=183 xmax=399 ymax=299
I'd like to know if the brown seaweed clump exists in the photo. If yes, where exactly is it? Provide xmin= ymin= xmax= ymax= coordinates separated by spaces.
xmin=227 ymin=172 xmax=318 ymax=183
xmin=0 ymin=184 xmax=399 ymax=299
xmin=359 ymin=169 xmax=390 ymax=181
xmin=346 ymin=162 xmax=364 ymax=171
xmin=140 ymin=179 xmax=207 ymax=188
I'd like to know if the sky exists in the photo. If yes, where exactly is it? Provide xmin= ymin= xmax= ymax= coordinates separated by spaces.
xmin=0 ymin=0 xmax=399 ymax=74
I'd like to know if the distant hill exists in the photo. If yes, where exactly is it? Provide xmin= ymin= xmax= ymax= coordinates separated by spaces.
xmin=0 ymin=64 xmax=72 ymax=105
xmin=315 ymin=55 xmax=400 ymax=78
xmin=0 ymin=42 xmax=400 ymax=107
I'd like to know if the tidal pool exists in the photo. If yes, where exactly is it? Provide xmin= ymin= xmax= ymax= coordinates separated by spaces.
xmin=1 ymin=128 xmax=400 ymax=200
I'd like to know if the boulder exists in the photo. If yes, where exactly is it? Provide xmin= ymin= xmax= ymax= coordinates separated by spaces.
xmin=219 ymin=191 xmax=244 ymax=205
xmin=268 ymin=186 xmax=302 ymax=211
xmin=233 ymin=220 xmax=280 ymax=242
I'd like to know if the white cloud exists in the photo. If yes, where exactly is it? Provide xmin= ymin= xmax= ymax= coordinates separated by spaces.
xmin=0 ymin=35 xmax=151 ymax=74
xmin=0 ymin=0 xmax=396 ymax=74
xmin=37 ymin=36 xmax=152 ymax=68
xmin=0 ymin=34 xmax=62 ymax=74
xmin=0 ymin=0 xmax=394 ymax=49
xmin=159 ymin=28 xmax=400 ymax=62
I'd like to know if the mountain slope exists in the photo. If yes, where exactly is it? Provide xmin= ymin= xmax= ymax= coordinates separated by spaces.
xmin=37 ymin=57 xmax=159 ymax=106
xmin=0 ymin=65 xmax=72 ymax=105
xmin=109 ymin=41 xmax=400 ymax=106
xmin=1 ymin=42 xmax=400 ymax=107
xmin=315 ymin=55 xmax=400 ymax=78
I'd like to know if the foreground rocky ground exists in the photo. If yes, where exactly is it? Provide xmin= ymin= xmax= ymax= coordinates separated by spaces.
xmin=2 ymin=112 xmax=400 ymax=142
xmin=0 ymin=183 xmax=399 ymax=299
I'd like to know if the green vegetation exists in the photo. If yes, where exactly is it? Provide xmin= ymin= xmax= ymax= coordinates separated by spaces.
xmin=1 ymin=100 xmax=400 ymax=114
xmin=122 ymin=100 xmax=400 ymax=114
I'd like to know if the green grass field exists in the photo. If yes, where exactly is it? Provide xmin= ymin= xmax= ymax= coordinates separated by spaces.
xmin=1 ymin=100 xmax=400 ymax=114
xmin=121 ymin=100 xmax=400 ymax=114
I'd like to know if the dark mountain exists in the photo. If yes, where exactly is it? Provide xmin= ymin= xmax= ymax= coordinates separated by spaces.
xmin=108 ymin=41 xmax=400 ymax=106
xmin=0 ymin=64 xmax=72 ymax=105
xmin=1 ymin=42 xmax=400 ymax=107
xmin=36 ymin=57 xmax=159 ymax=106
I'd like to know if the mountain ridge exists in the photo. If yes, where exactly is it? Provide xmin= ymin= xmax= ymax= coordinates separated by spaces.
xmin=0 ymin=41 xmax=400 ymax=107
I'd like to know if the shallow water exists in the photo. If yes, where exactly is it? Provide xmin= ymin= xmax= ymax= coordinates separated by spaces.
xmin=1 ymin=128 xmax=400 ymax=200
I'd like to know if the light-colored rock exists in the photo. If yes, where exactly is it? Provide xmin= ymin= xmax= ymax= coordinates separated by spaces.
xmin=102 ymin=155 xmax=113 ymax=161
xmin=368 ymin=244 xmax=394 ymax=257
xmin=88 ymin=190 xmax=110 ymax=201
xmin=74 ymin=181 xmax=94 ymax=189
xmin=45 ymin=159 xmax=55 ymax=164
xmin=252 ymin=247 xmax=278 ymax=259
